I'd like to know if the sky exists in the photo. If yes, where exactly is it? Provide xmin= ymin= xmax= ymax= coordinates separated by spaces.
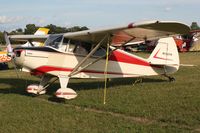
xmin=0 ymin=0 xmax=200 ymax=31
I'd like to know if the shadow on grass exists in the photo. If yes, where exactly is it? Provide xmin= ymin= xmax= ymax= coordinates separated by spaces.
xmin=0 ymin=77 xmax=167 ymax=98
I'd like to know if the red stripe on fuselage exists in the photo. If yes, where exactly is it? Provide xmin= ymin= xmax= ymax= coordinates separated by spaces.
xmin=153 ymin=49 xmax=173 ymax=61
xmin=109 ymin=50 xmax=150 ymax=66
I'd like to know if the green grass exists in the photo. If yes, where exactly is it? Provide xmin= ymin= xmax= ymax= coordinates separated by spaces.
xmin=0 ymin=52 xmax=200 ymax=132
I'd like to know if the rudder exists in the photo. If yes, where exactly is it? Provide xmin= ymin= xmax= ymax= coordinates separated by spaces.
xmin=148 ymin=37 xmax=180 ymax=74
xmin=148 ymin=37 xmax=179 ymax=65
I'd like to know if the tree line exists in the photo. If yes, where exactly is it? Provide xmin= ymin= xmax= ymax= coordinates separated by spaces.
xmin=190 ymin=22 xmax=200 ymax=31
xmin=0 ymin=24 xmax=88 ymax=44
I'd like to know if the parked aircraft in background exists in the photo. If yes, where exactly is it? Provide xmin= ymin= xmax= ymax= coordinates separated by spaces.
xmin=22 ymin=28 xmax=49 ymax=47
xmin=0 ymin=28 xmax=49 ymax=64
xmin=0 ymin=51 xmax=11 ymax=63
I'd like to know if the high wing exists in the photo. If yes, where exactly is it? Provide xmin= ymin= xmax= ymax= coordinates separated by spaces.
xmin=9 ymin=34 xmax=49 ymax=42
xmin=9 ymin=20 xmax=190 ymax=46
xmin=63 ymin=20 xmax=190 ymax=45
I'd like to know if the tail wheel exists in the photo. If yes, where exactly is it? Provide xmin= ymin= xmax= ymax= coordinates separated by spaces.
xmin=169 ymin=77 xmax=175 ymax=82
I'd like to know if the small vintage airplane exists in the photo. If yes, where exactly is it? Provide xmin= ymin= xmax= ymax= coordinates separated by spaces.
xmin=4 ymin=20 xmax=190 ymax=100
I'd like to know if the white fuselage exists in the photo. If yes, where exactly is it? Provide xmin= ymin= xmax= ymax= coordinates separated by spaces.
xmin=14 ymin=46 xmax=178 ymax=79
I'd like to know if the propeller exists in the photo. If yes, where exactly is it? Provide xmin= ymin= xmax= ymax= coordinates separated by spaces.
xmin=3 ymin=31 xmax=20 ymax=78
xmin=3 ymin=31 xmax=14 ymax=57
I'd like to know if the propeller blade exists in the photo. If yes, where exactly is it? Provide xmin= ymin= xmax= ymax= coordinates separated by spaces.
xmin=4 ymin=31 xmax=20 ymax=78
xmin=3 ymin=31 xmax=13 ymax=56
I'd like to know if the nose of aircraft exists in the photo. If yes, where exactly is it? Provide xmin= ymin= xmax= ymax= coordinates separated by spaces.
xmin=13 ymin=48 xmax=25 ymax=68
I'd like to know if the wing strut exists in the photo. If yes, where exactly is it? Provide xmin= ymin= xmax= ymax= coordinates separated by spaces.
xmin=68 ymin=34 xmax=110 ymax=77
xmin=69 ymin=36 xmax=136 ymax=77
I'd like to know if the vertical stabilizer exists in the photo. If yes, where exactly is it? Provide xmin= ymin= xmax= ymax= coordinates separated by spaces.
xmin=23 ymin=28 xmax=49 ymax=47
xmin=34 ymin=28 xmax=49 ymax=35
xmin=148 ymin=37 xmax=179 ymax=66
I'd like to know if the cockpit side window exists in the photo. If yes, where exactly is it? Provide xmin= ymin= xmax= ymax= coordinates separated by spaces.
xmin=74 ymin=44 xmax=88 ymax=55
xmin=92 ymin=47 xmax=106 ymax=57
xmin=62 ymin=38 xmax=92 ymax=56
xmin=45 ymin=35 xmax=63 ymax=49
xmin=61 ymin=38 xmax=76 ymax=52
xmin=44 ymin=34 xmax=110 ymax=58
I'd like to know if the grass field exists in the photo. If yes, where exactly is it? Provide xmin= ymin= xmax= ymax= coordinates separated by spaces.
xmin=0 ymin=52 xmax=200 ymax=132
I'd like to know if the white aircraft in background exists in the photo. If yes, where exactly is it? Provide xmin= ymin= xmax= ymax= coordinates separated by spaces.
xmin=4 ymin=20 xmax=190 ymax=100
xmin=1 ymin=28 xmax=49 ymax=63
xmin=22 ymin=28 xmax=49 ymax=47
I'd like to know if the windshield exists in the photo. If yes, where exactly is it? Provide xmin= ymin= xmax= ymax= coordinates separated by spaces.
xmin=45 ymin=34 xmax=63 ymax=49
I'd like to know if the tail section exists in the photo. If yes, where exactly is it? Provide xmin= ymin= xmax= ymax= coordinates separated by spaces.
xmin=148 ymin=37 xmax=180 ymax=73
xmin=34 ymin=28 xmax=49 ymax=35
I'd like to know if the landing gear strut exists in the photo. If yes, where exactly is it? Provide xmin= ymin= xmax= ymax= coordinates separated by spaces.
xmin=133 ymin=78 xmax=143 ymax=85
xmin=163 ymin=74 xmax=175 ymax=82
xmin=55 ymin=76 xmax=77 ymax=100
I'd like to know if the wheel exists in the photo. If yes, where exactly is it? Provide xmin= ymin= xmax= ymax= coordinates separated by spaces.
xmin=55 ymin=88 xmax=77 ymax=100
xmin=169 ymin=77 xmax=175 ymax=82
xmin=26 ymin=84 xmax=46 ymax=95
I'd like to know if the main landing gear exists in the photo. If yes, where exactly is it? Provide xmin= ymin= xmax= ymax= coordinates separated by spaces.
xmin=26 ymin=75 xmax=52 ymax=95
xmin=26 ymin=75 xmax=77 ymax=100
xmin=26 ymin=84 xmax=46 ymax=95
xmin=55 ymin=76 xmax=77 ymax=100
